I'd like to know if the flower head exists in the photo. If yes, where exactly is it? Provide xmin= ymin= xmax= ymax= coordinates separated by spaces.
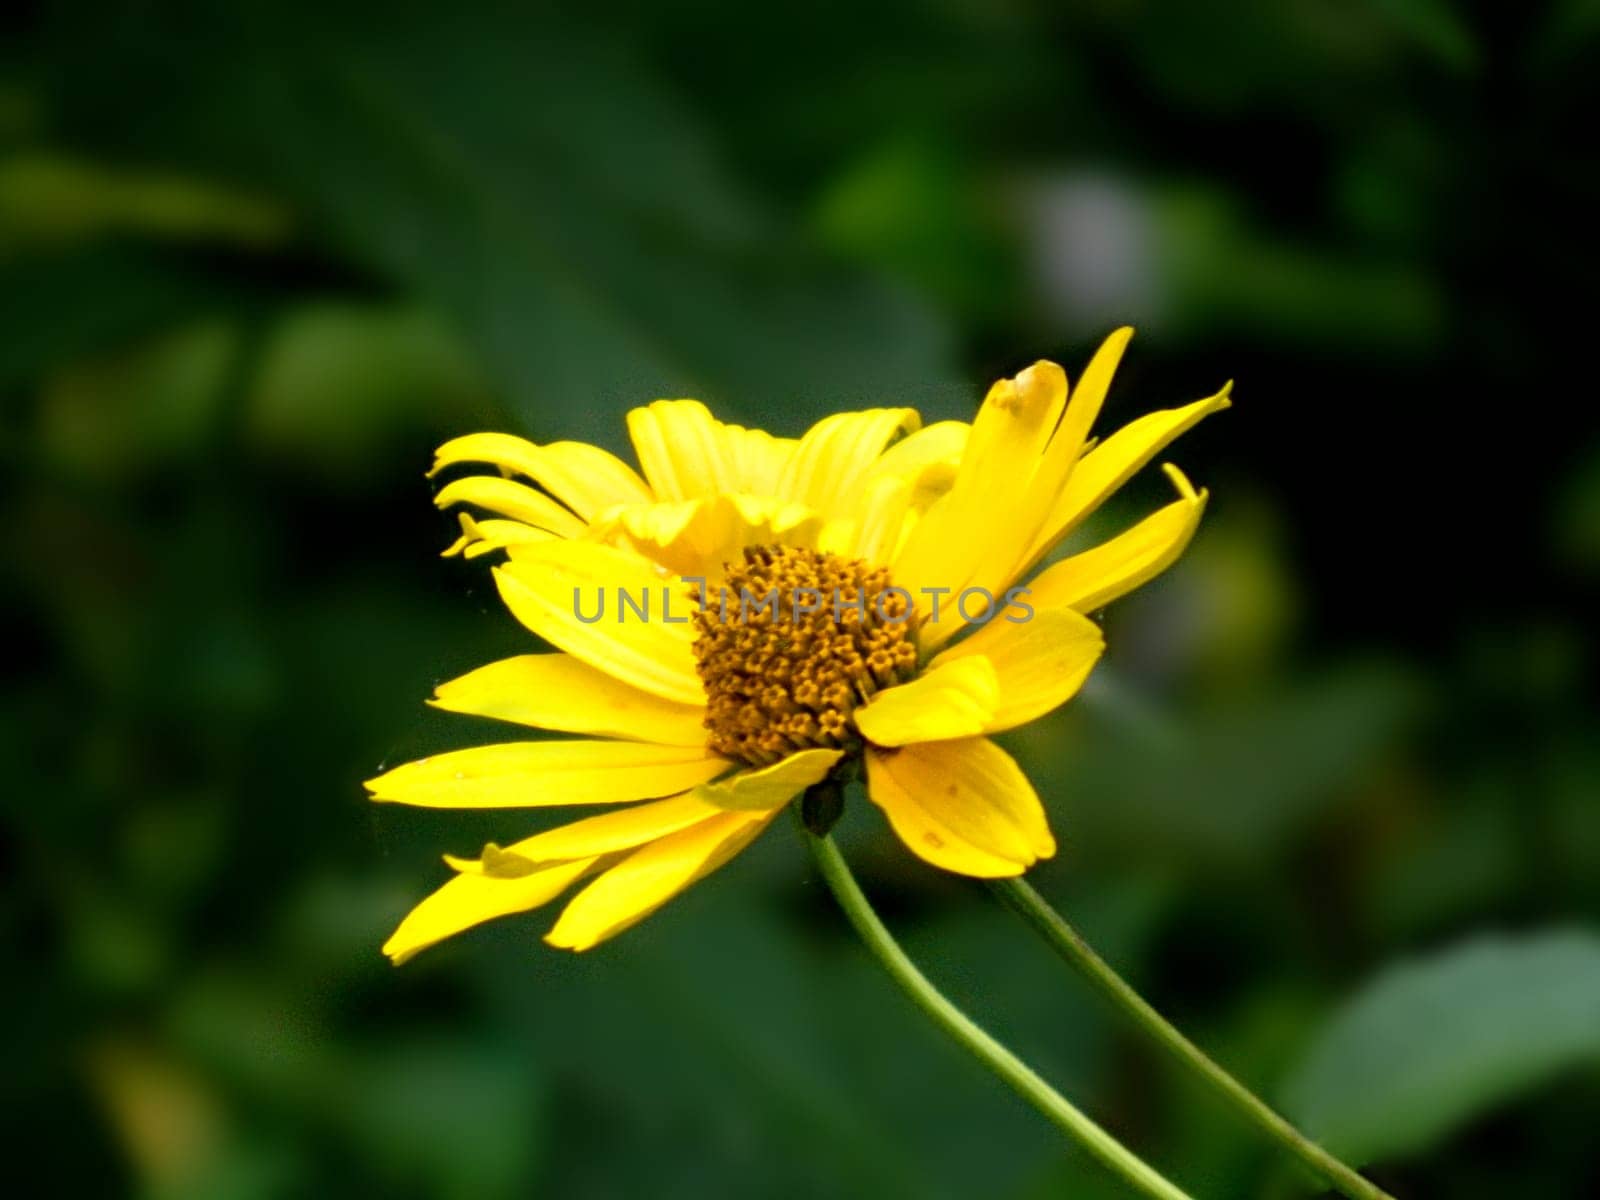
xmin=368 ymin=328 xmax=1229 ymax=961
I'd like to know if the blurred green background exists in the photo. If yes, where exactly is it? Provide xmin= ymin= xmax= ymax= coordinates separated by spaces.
xmin=4 ymin=2 xmax=1599 ymax=1196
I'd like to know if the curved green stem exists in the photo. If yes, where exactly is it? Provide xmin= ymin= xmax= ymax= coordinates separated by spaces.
xmin=806 ymin=832 xmax=1193 ymax=1200
xmin=990 ymin=877 xmax=1395 ymax=1200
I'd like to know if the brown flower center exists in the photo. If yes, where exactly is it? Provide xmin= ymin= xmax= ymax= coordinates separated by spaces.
xmin=692 ymin=545 xmax=920 ymax=765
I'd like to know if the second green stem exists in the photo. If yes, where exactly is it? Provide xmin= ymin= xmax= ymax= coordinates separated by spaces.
xmin=989 ymin=877 xmax=1395 ymax=1200
xmin=808 ymin=832 xmax=1193 ymax=1200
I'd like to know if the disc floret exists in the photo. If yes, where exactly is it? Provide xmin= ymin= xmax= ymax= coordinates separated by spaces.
xmin=692 ymin=545 xmax=919 ymax=764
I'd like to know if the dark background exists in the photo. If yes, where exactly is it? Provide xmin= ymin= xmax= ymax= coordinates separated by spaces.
xmin=3 ymin=2 xmax=1598 ymax=1196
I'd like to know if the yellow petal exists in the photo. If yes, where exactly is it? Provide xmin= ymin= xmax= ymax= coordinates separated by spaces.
xmin=856 ymin=423 xmax=967 ymax=560
xmin=848 ymin=423 xmax=975 ymax=566
xmin=777 ymin=408 xmax=920 ymax=518
xmin=433 ymin=476 xmax=587 ymax=538
xmin=609 ymin=493 xmax=821 ymax=580
xmin=493 ymin=540 xmax=704 ymax=705
xmin=626 ymin=400 xmax=738 ymax=501
xmin=893 ymin=361 xmax=1068 ymax=647
xmin=604 ymin=498 xmax=704 ymax=566
xmin=449 ymin=792 xmax=730 ymax=871
xmin=858 ymin=420 xmax=968 ymax=493
xmin=722 ymin=424 xmax=798 ymax=494
xmin=430 ymin=433 xmax=652 ymax=517
xmin=693 ymin=748 xmax=843 ymax=811
xmin=725 ymin=492 xmax=821 ymax=539
xmin=865 ymin=739 xmax=1054 ymax=877
xmin=442 ymin=843 xmax=553 ymax=878
xmin=967 ymin=360 xmax=1069 ymax=467
xmin=365 ymin=740 xmax=730 ymax=808
xmin=383 ymin=856 xmax=596 ymax=965
xmin=443 ymin=513 xmax=557 ymax=559
xmin=991 ymin=328 xmax=1136 ymax=586
xmin=931 ymin=607 xmax=1104 ymax=732
xmin=1029 ymin=465 xmax=1207 ymax=614
xmin=852 ymin=657 xmax=1000 ymax=747
xmin=816 ymin=515 xmax=859 ymax=557
xmin=1030 ymin=382 xmax=1231 ymax=560
xmin=851 ymin=473 xmax=915 ymax=565
xmin=1039 ymin=327 xmax=1134 ymax=495
xmin=429 ymin=653 xmax=708 ymax=745
xmin=544 ymin=809 xmax=777 ymax=950
xmin=524 ymin=440 xmax=654 ymax=517
xmin=430 ymin=432 xmax=547 ymax=480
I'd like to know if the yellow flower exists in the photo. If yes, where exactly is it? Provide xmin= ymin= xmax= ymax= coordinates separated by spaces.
xmin=368 ymin=328 xmax=1229 ymax=961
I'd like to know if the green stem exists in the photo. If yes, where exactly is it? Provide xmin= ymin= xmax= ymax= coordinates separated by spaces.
xmin=806 ymin=832 xmax=1193 ymax=1200
xmin=989 ymin=877 xmax=1395 ymax=1200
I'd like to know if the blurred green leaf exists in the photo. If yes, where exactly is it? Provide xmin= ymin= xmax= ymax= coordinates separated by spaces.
xmin=1553 ymin=438 xmax=1600 ymax=576
xmin=62 ymin=7 xmax=953 ymax=436
xmin=168 ymin=963 xmax=545 ymax=1197
xmin=1282 ymin=930 xmax=1600 ymax=1165
xmin=813 ymin=139 xmax=1012 ymax=319
xmin=1366 ymin=795 xmax=1519 ymax=942
xmin=337 ymin=1037 xmax=545 ymax=1200
xmin=0 ymin=153 xmax=289 ymax=251
xmin=1037 ymin=664 xmax=1421 ymax=867
xmin=1360 ymin=0 xmax=1478 ymax=71
xmin=1105 ymin=0 xmax=1428 ymax=120
xmin=0 ymin=243 xmax=266 ymax=387
xmin=1157 ymin=186 xmax=1444 ymax=353
xmin=1529 ymin=0 xmax=1600 ymax=70
xmin=38 ymin=319 xmax=236 ymax=481
xmin=245 ymin=302 xmax=492 ymax=481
